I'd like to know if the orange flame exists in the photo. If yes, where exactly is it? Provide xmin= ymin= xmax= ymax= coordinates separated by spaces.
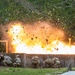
xmin=8 ymin=21 xmax=75 ymax=54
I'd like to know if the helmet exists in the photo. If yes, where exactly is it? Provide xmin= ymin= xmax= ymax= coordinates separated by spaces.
xmin=16 ymin=55 xmax=19 ymax=57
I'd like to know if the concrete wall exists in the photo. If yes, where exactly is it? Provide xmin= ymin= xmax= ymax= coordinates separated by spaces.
xmin=2 ymin=53 xmax=75 ymax=67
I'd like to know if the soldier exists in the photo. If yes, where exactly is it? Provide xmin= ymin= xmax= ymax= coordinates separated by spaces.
xmin=0 ymin=54 xmax=4 ymax=65
xmin=31 ymin=56 xmax=40 ymax=68
xmin=3 ymin=55 xmax=12 ymax=66
xmin=44 ymin=58 xmax=54 ymax=68
xmin=13 ymin=55 xmax=21 ymax=67
xmin=52 ymin=57 xmax=60 ymax=68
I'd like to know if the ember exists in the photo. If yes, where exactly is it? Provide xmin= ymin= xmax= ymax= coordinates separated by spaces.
xmin=1 ymin=21 xmax=75 ymax=54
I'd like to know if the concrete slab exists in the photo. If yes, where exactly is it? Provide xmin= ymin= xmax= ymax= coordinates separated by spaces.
xmin=61 ymin=71 xmax=75 ymax=75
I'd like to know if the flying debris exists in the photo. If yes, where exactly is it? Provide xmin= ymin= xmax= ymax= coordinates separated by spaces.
xmin=1 ymin=21 xmax=75 ymax=54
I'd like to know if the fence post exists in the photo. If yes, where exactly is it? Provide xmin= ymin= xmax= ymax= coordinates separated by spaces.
xmin=23 ymin=53 xmax=26 ymax=67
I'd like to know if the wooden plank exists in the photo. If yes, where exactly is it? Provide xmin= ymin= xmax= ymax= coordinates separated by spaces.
xmin=0 ymin=40 xmax=8 ymax=53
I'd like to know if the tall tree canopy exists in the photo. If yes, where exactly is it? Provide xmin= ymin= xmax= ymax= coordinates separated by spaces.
xmin=0 ymin=0 xmax=75 ymax=41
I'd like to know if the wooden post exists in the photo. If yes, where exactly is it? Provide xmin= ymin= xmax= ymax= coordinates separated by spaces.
xmin=67 ymin=61 xmax=72 ymax=71
xmin=23 ymin=53 xmax=26 ymax=67
xmin=0 ymin=40 xmax=8 ymax=53
xmin=6 ymin=40 xmax=8 ymax=53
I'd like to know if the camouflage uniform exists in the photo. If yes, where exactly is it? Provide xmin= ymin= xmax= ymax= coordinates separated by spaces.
xmin=52 ymin=57 xmax=60 ymax=68
xmin=44 ymin=58 xmax=54 ymax=68
xmin=0 ymin=54 xmax=4 ymax=65
xmin=13 ymin=55 xmax=21 ymax=67
xmin=3 ymin=55 xmax=12 ymax=66
xmin=31 ymin=56 xmax=40 ymax=68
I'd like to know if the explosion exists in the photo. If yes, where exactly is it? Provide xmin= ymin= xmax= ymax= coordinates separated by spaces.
xmin=1 ymin=21 xmax=75 ymax=54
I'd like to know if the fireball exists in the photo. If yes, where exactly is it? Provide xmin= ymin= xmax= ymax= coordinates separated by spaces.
xmin=7 ymin=21 xmax=75 ymax=54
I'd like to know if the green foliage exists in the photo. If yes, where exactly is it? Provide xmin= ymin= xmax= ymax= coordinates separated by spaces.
xmin=0 ymin=0 xmax=75 ymax=41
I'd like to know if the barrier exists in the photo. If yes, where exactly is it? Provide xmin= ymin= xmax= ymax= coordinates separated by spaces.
xmin=1 ymin=53 xmax=75 ymax=68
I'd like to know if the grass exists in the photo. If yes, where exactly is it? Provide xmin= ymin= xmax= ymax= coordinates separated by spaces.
xmin=0 ymin=67 xmax=67 ymax=75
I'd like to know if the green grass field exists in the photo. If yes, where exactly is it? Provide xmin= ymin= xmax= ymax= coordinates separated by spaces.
xmin=0 ymin=67 xmax=67 ymax=75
